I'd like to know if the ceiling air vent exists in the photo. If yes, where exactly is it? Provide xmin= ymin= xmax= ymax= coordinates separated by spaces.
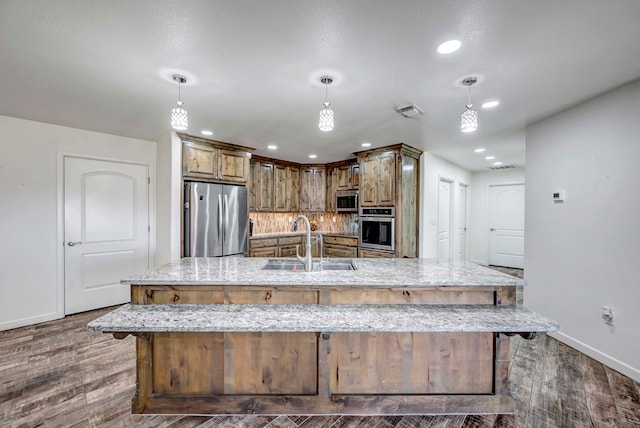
xmin=489 ymin=164 xmax=520 ymax=170
xmin=396 ymin=104 xmax=424 ymax=118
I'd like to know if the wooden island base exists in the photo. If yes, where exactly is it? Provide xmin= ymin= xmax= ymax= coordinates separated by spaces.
xmin=90 ymin=287 xmax=559 ymax=416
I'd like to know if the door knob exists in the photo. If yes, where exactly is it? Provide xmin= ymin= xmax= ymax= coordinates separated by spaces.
xmin=490 ymin=228 xmax=496 ymax=231
xmin=67 ymin=241 xmax=82 ymax=246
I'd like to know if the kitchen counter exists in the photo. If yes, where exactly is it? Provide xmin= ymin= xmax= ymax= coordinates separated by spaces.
xmin=92 ymin=256 xmax=554 ymax=417
xmin=89 ymin=303 xmax=558 ymax=333
xmin=121 ymin=257 xmax=525 ymax=287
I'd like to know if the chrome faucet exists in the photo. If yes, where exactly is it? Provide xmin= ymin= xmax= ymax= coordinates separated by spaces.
xmin=292 ymin=215 xmax=313 ymax=272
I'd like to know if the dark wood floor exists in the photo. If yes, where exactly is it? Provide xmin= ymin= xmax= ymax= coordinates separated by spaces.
xmin=2 ymin=307 xmax=639 ymax=427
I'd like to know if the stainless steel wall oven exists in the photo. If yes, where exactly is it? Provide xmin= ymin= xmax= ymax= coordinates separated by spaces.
xmin=359 ymin=207 xmax=395 ymax=252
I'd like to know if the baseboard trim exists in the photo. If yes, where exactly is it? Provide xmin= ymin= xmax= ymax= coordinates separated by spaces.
xmin=0 ymin=311 xmax=61 ymax=332
xmin=550 ymin=331 xmax=640 ymax=382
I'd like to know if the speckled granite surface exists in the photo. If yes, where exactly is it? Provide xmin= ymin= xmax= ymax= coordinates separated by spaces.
xmin=88 ymin=303 xmax=558 ymax=333
xmin=121 ymin=257 xmax=526 ymax=287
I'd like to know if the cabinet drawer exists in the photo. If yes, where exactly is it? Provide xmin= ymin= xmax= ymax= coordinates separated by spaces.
xmin=324 ymin=245 xmax=358 ymax=258
xmin=278 ymin=245 xmax=299 ymax=258
xmin=250 ymin=238 xmax=278 ymax=248
xmin=249 ymin=247 xmax=278 ymax=257
xmin=324 ymin=235 xmax=358 ymax=247
xmin=278 ymin=236 xmax=303 ymax=246
xmin=359 ymin=249 xmax=395 ymax=258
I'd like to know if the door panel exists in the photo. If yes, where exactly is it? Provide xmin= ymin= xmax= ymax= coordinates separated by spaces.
xmin=489 ymin=184 xmax=525 ymax=268
xmin=64 ymin=157 xmax=149 ymax=314
xmin=438 ymin=179 xmax=452 ymax=261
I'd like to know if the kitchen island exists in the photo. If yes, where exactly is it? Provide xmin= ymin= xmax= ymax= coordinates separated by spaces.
xmin=89 ymin=257 xmax=558 ymax=416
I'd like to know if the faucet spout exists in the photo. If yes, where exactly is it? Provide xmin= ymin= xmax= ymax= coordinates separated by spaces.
xmin=292 ymin=215 xmax=313 ymax=272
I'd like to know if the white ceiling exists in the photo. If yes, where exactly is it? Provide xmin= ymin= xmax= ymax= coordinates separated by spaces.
xmin=1 ymin=1 xmax=640 ymax=170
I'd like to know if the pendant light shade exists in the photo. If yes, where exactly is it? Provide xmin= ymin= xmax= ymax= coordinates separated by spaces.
xmin=318 ymin=76 xmax=334 ymax=132
xmin=171 ymin=74 xmax=188 ymax=131
xmin=460 ymin=77 xmax=478 ymax=133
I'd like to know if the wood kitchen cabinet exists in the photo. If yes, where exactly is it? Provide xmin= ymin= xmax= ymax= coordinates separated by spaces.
xmin=249 ymin=160 xmax=275 ymax=211
xmin=325 ymin=160 xmax=358 ymax=213
xmin=300 ymin=167 xmax=326 ymax=212
xmin=274 ymin=164 xmax=300 ymax=212
xmin=180 ymin=134 xmax=253 ymax=184
xmin=358 ymin=150 xmax=396 ymax=207
xmin=248 ymin=237 xmax=278 ymax=257
xmin=323 ymin=235 xmax=358 ymax=258
xmin=355 ymin=144 xmax=422 ymax=258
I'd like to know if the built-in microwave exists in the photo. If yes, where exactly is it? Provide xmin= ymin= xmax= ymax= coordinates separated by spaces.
xmin=336 ymin=190 xmax=358 ymax=212
xmin=359 ymin=207 xmax=395 ymax=252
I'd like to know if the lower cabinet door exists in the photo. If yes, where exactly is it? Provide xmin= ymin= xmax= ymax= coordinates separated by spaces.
xmin=223 ymin=332 xmax=318 ymax=394
xmin=328 ymin=332 xmax=494 ymax=394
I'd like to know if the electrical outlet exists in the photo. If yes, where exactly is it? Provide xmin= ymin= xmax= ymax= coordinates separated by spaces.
xmin=601 ymin=306 xmax=614 ymax=324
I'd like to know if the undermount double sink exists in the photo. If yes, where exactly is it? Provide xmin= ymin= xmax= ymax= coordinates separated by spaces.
xmin=262 ymin=259 xmax=356 ymax=271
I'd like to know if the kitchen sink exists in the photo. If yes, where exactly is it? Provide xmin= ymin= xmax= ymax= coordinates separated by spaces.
xmin=262 ymin=260 xmax=356 ymax=271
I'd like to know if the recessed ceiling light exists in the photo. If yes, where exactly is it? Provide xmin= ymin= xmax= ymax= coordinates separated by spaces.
xmin=474 ymin=148 xmax=486 ymax=153
xmin=437 ymin=39 xmax=461 ymax=54
xmin=481 ymin=100 xmax=500 ymax=109
xmin=361 ymin=142 xmax=371 ymax=147
xmin=201 ymin=130 xmax=213 ymax=136
xmin=267 ymin=144 xmax=277 ymax=150
xmin=309 ymin=154 xmax=317 ymax=159
xmin=485 ymin=155 xmax=495 ymax=160
xmin=493 ymin=161 xmax=503 ymax=166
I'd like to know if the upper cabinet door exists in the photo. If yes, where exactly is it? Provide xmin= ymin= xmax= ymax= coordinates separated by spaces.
xmin=336 ymin=165 xmax=352 ymax=191
xmin=376 ymin=151 xmax=396 ymax=206
xmin=184 ymin=143 xmax=217 ymax=178
xmin=351 ymin=163 xmax=360 ymax=190
xmin=359 ymin=156 xmax=377 ymax=207
xmin=218 ymin=149 xmax=250 ymax=183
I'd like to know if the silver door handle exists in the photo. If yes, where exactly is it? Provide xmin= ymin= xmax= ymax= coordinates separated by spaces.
xmin=67 ymin=241 xmax=82 ymax=246
xmin=490 ymin=228 xmax=496 ymax=231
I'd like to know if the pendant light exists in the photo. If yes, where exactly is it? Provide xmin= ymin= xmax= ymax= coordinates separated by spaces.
xmin=170 ymin=74 xmax=188 ymax=131
xmin=460 ymin=76 xmax=478 ymax=133
xmin=318 ymin=75 xmax=334 ymax=132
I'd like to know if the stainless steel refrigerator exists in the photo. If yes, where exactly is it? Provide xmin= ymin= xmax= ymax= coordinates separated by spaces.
xmin=184 ymin=182 xmax=248 ymax=257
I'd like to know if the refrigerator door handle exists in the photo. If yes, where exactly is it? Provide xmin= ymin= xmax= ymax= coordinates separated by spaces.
xmin=218 ymin=194 xmax=223 ymax=245
xmin=224 ymin=194 xmax=229 ymax=231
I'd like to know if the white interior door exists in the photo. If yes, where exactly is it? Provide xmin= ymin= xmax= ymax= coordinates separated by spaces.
xmin=437 ymin=178 xmax=452 ymax=262
xmin=64 ymin=157 xmax=149 ymax=314
xmin=488 ymin=184 xmax=525 ymax=269
xmin=457 ymin=184 xmax=468 ymax=261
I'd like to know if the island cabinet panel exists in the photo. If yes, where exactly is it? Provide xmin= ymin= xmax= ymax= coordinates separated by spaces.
xmin=328 ymin=332 xmax=494 ymax=394
xmin=223 ymin=332 xmax=318 ymax=395
xmin=225 ymin=289 xmax=318 ymax=304
xmin=152 ymin=332 xmax=225 ymax=395
xmin=133 ymin=287 xmax=224 ymax=304
xmin=328 ymin=288 xmax=494 ymax=305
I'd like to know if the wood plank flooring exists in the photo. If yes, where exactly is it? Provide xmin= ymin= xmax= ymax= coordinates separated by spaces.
xmin=2 ymin=307 xmax=639 ymax=428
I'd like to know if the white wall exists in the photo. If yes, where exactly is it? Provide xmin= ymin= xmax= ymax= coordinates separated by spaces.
xmin=155 ymin=132 xmax=182 ymax=265
xmin=469 ymin=167 xmax=525 ymax=265
xmin=525 ymin=79 xmax=640 ymax=382
xmin=419 ymin=153 xmax=471 ymax=260
xmin=0 ymin=115 xmax=156 ymax=331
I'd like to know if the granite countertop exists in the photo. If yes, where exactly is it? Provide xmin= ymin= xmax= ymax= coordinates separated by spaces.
xmin=121 ymin=257 xmax=525 ymax=287
xmin=88 ymin=303 xmax=558 ymax=333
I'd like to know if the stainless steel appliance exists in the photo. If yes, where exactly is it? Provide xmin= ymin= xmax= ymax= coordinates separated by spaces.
xmin=359 ymin=207 xmax=395 ymax=252
xmin=184 ymin=182 xmax=248 ymax=257
xmin=336 ymin=190 xmax=358 ymax=212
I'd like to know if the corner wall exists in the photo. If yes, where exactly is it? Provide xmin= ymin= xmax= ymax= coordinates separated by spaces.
xmin=419 ymin=153 xmax=471 ymax=260
xmin=525 ymin=79 xmax=640 ymax=381
xmin=0 ymin=115 xmax=156 ymax=331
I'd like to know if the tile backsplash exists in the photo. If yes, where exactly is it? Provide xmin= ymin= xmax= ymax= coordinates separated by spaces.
xmin=250 ymin=212 xmax=358 ymax=235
